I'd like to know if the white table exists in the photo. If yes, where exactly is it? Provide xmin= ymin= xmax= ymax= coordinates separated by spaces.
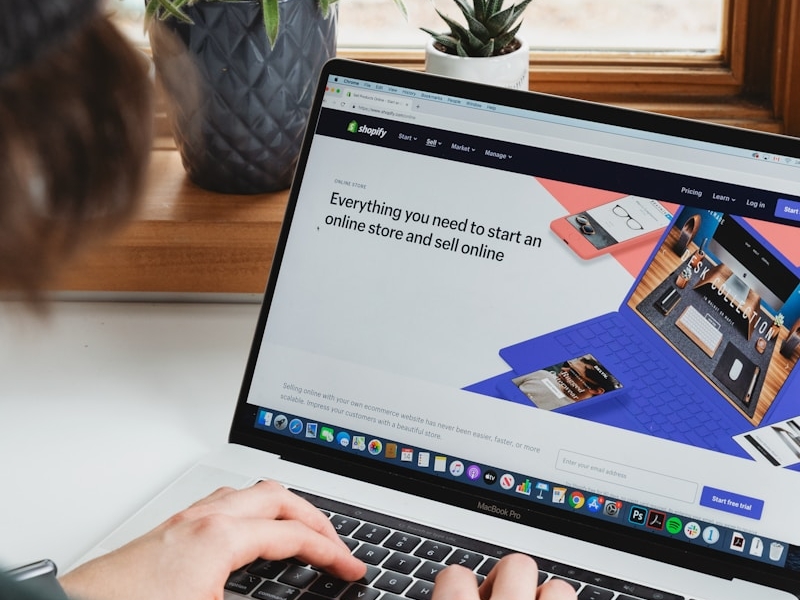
xmin=0 ymin=300 xmax=261 ymax=572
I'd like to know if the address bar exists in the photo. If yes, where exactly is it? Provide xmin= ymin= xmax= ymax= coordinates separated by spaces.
xmin=342 ymin=88 xmax=413 ymax=111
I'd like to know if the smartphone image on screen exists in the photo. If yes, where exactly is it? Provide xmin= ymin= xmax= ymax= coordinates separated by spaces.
xmin=550 ymin=195 xmax=673 ymax=259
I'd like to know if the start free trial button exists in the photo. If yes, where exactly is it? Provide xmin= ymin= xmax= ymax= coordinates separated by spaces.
xmin=700 ymin=486 xmax=764 ymax=520
xmin=775 ymin=198 xmax=800 ymax=222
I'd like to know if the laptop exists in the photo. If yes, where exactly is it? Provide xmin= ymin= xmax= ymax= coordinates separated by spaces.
xmin=76 ymin=58 xmax=800 ymax=599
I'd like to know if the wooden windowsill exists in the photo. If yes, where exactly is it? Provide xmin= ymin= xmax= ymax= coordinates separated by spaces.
xmin=54 ymin=146 xmax=287 ymax=295
xmin=53 ymin=96 xmax=783 ymax=295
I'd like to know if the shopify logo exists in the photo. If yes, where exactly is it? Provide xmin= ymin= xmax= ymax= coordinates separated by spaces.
xmin=346 ymin=120 xmax=387 ymax=139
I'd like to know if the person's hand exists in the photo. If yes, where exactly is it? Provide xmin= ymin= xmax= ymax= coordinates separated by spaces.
xmin=434 ymin=553 xmax=577 ymax=600
xmin=59 ymin=480 xmax=365 ymax=600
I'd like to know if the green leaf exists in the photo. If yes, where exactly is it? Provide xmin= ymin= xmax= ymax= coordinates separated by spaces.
xmin=262 ymin=0 xmax=279 ymax=48
xmin=472 ymin=0 xmax=487 ymax=22
xmin=392 ymin=0 xmax=409 ymax=21
xmin=143 ymin=0 xmax=160 ymax=30
xmin=144 ymin=0 xmax=193 ymax=24
xmin=463 ymin=24 xmax=492 ymax=54
xmin=485 ymin=0 xmax=504 ymax=19
xmin=485 ymin=5 xmax=516 ymax=36
xmin=452 ymin=0 xmax=476 ymax=21
xmin=457 ymin=37 xmax=492 ymax=57
xmin=420 ymin=29 xmax=459 ymax=52
xmin=319 ymin=0 xmax=332 ymax=18
xmin=435 ymin=10 xmax=471 ymax=40
xmin=493 ymin=21 xmax=521 ymax=51
xmin=479 ymin=36 xmax=495 ymax=56
xmin=456 ymin=5 xmax=491 ymax=41
xmin=505 ymin=0 xmax=535 ymax=26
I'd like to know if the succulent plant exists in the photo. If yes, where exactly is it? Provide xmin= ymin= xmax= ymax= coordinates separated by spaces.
xmin=422 ymin=0 xmax=534 ymax=58
xmin=145 ymin=0 xmax=407 ymax=49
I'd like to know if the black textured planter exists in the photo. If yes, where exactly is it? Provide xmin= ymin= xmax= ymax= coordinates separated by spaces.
xmin=151 ymin=0 xmax=337 ymax=194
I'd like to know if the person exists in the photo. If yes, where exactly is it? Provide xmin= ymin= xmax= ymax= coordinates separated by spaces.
xmin=0 ymin=0 xmax=152 ymax=299
xmin=0 ymin=2 xmax=576 ymax=599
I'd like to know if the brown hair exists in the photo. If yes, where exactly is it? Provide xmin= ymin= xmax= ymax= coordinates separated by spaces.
xmin=0 ymin=12 xmax=153 ymax=298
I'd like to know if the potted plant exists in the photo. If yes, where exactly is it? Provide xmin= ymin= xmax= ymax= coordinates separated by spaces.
xmin=771 ymin=313 xmax=785 ymax=339
xmin=422 ymin=0 xmax=534 ymax=89
xmin=144 ymin=0 xmax=405 ymax=194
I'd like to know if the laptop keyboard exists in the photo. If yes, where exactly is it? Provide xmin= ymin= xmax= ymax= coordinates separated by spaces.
xmin=224 ymin=490 xmax=684 ymax=600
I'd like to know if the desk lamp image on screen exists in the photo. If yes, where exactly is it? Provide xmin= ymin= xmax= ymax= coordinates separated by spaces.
xmin=551 ymin=195 xmax=673 ymax=259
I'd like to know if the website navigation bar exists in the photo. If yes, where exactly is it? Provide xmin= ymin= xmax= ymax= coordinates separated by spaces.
xmin=317 ymin=108 xmax=800 ymax=228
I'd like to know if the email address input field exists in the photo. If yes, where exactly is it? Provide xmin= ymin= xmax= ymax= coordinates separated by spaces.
xmin=556 ymin=450 xmax=698 ymax=503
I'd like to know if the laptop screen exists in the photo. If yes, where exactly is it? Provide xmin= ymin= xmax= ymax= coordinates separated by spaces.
xmin=231 ymin=59 xmax=800 ymax=591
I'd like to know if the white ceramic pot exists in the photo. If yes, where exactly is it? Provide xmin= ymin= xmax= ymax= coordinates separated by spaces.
xmin=424 ymin=37 xmax=529 ymax=90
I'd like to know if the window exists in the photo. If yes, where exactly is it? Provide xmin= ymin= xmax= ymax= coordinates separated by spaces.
xmin=339 ymin=0 xmax=724 ymax=53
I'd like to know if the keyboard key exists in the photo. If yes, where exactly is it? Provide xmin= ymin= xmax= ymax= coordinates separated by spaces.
xmin=248 ymin=559 xmax=288 ymax=579
xmin=550 ymin=577 xmax=581 ymax=591
xmin=476 ymin=557 xmax=499 ymax=576
xmin=414 ymin=561 xmax=446 ymax=582
xmin=374 ymin=572 xmax=413 ymax=594
xmin=383 ymin=552 xmax=421 ymax=574
xmin=341 ymin=584 xmax=380 ymax=600
xmin=330 ymin=515 xmax=361 ymax=536
xmin=406 ymin=580 xmax=436 ymax=600
xmin=287 ymin=558 xmax=309 ymax=567
xmin=578 ymin=586 xmax=614 ymax=600
xmin=278 ymin=565 xmax=318 ymax=588
xmin=445 ymin=550 xmax=484 ymax=570
xmin=340 ymin=536 xmax=359 ymax=552
xmin=537 ymin=560 xmax=583 ymax=580
xmin=308 ymin=575 xmax=349 ymax=597
xmin=353 ymin=543 xmax=390 ymax=565
xmin=353 ymin=524 xmax=391 ymax=544
xmin=384 ymin=532 xmax=422 ymax=552
xmin=358 ymin=565 xmax=381 ymax=585
xmin=225 ymin=571 xmax=261 ymax=594
xmin=618 ymin=586 xmax=685 ymax=600
xmin=253 ymin=581 xmax=303 ymax=600
xmin=414 ymin=541 xmax=452 ymax=562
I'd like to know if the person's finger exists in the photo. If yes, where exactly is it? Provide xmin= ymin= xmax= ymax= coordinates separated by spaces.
xmin=240 ymin=482 xmax=346 ymax=544
xmin=478 ymin=554 xmax=539 ymax=600
xmin=179 ymin=481 xmax=343 ymax=545
xmin=217 ymin=517 xmax=367 ymax=581
xmin=432 ymin=565 xmax=481 ymax=600
xmin=537 ymin=578 xmax=577 ymax=600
